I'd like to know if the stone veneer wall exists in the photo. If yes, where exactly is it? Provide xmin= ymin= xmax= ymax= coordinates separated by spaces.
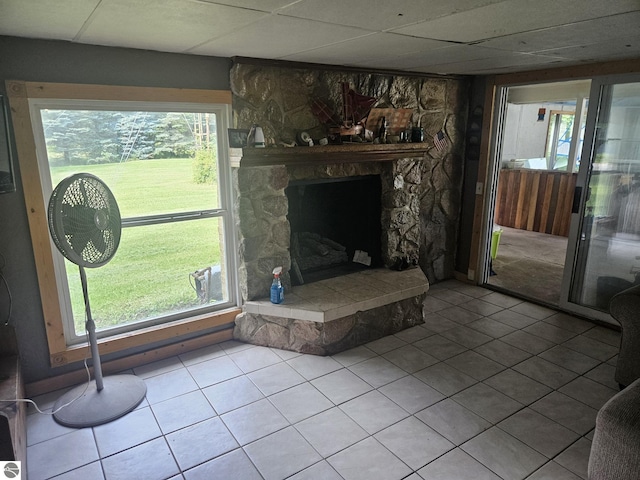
xmin=231 ymin=62 xmax=469 ymax=296
xmin=234 ymin=164 xmax=291 ymax=301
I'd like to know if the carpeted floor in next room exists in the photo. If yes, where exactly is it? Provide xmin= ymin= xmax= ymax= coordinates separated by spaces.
xmin=488 ymin=226 xmax=568 ymax=306
xmin=25 ymin=279 xmax=620 ymax=480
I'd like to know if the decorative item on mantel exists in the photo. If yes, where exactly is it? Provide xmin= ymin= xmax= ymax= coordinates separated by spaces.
xmin=366 ymin=108 xmax=413 ymax=144
xmin=296 ymin=131 xmax=314 ymax=147
xmin=228 ymin=128 xmax=249 ymax=148
xmin=246 ymin=124 xmax=265 ymax=148
xmin=311 ymin=82 xmax=377 ymax=144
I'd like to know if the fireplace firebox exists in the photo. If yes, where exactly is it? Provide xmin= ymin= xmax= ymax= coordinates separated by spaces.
xmin=286 ymin=175 xmax=382 ymax=284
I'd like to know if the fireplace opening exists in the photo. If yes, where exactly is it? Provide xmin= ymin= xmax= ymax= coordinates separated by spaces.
xmin=286 ymin=175 xmax=382 ymax=285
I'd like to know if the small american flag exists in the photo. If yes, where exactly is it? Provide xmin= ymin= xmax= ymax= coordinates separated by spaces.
xmin=433 ymin=129 xmax=448 ymax=152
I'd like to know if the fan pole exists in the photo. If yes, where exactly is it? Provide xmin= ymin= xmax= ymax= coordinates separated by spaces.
xmin=52 ymin=262 xmax=147 ymax=428
xmin=79 ymin=265 xmax=104 ymax=391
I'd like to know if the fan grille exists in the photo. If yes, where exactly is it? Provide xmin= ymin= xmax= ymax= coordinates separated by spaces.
xmin=48 ymin=174 xmax=121 ymax=268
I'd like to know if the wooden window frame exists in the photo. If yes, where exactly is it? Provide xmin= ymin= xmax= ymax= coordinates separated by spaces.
xmin=6 ymin=81 xmax=240 ymax=367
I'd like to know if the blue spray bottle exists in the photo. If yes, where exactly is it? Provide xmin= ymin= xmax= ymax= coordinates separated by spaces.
xmin=270 ymin=266 xmax=284 ymax=304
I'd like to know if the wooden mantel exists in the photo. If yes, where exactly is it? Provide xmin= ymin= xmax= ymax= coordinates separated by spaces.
xmin=237 ymin=142 xmax=430 ymax=167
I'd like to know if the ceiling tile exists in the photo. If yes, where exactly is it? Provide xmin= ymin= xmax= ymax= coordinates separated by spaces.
xmin=536 ymin=35 xmax=640 ymax=62
xmin=415 ymin=52 xmax=567 ymax=75
xmin=0 ymin=0 xmax=101 ymax=40
xmin=352 ymin=44 xmax=510 ymax=71
xmin=392 ymin=0 xmax=640 ymax=43
xmin=190 ymin=14 xmax=371 ymax=58
xmin=477 ymin=11 xmax=640 ymax=53
xmin=0 ymin=0 xmax=638 ymax=75
xmin=198 ymin=0 xmax=304 ymax=12
xmin=279 ymin=0 xmax=506 ymax=31
xmin=281 ymin=33 xmax=452 ymax=66
xmin=79 ymin=0 xmax=268 ymax=52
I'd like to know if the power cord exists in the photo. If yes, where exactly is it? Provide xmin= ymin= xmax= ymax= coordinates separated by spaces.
xmin=0 ymin=253 xmax=12 ymax=326
xmin=0 ymin=358 xmax=91 ymax=415
xmin=0 ymin=315 xmax=94 ymax=416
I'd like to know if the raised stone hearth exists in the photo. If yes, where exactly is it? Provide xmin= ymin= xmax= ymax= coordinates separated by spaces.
xmin=233 ymin=267 xmax=428 ymax=355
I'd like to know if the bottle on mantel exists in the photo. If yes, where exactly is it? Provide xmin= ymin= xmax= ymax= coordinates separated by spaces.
xmin=378 ymin=116 xmax=387 ymax=143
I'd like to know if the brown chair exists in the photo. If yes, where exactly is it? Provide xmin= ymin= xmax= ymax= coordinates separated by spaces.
xmin=609 ymin=284 xmax=640 ymax=388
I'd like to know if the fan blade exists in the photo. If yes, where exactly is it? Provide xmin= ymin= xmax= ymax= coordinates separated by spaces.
xmin=60 ymin=203 xmax=91 ymax=254
xmin=90 ymin=226 xmax=107 ymax=254
xmin=61 ymin=203 xmax=95 ymax=233
xmin=69 ymin=228 xmax=92 ymax=254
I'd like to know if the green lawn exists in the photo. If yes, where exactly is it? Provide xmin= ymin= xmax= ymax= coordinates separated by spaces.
xmin=50 ymin=158 xmax=225 ymax=333
xmin=51 ymin=157 xmax=219 ymax=216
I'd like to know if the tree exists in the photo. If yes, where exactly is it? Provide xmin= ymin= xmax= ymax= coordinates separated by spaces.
xmin=152 ymin=113 xmax=194 ymax=158
xmin=116 ymin=112 xmax=156 ymax=161
xmin=42 ymin=109 xmax=214 ymax=165
xmin=42 ymin=109 xmax=121 ymax=165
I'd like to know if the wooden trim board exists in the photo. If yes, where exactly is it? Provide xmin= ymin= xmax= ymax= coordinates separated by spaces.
xmin=26 ymin=327 xmax=235 ymax=397
xmin=51 ymin=308 xmax=240 ymax=366
xmin=22 ymin=82 xmax=232 ymax=104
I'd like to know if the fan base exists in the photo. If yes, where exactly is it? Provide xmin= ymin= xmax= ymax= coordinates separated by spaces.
xmin=53 ymin=374 xmax=147 ymax=428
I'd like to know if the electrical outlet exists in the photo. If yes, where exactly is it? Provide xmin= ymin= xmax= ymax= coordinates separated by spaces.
xmin=475 ymin=182 xmax=483 ymax=195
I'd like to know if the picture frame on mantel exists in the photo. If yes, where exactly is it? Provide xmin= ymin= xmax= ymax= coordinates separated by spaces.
xmin=228 ymin=128 xmax=250 ymax=148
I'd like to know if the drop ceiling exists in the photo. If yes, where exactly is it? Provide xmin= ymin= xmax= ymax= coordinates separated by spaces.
xmin=1 ymin=0 xmax=639 ymax=75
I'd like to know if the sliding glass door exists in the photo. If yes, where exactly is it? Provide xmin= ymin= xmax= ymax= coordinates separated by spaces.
xmin=485 ymin=80 xmax=589 ymax=307
xmin=483 ymin=75 xmax=640 ymax=323
xmin=561 ymin=76 xmax=640 ymax=321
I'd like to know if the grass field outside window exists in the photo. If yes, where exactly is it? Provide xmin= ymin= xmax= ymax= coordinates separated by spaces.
xmin=50 ymin=158 xmax=226 ymax=333
xmin=33 ymin=101 xmax=234 ymax=342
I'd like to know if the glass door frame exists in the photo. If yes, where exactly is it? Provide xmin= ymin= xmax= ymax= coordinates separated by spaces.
xmin=478 ymin=80 xmax=587 ymax=304
xmin=559 ymin=73 xmax=640 ymax=324
xmin=477 ymin=86 xmax=508 ymax=288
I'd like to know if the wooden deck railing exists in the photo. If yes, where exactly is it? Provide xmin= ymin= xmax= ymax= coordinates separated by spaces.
xmin=495 ymin=169 xmax=577 ymax=237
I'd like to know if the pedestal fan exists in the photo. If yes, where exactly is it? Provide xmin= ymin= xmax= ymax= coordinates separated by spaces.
xmin=48 ymin=173 xmax=146 ymax=428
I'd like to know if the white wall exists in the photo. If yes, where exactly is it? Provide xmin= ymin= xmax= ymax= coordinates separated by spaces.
xmin=501 ymin=102 xmax=573 ymax=163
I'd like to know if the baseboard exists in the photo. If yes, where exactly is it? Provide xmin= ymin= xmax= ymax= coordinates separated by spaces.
xmin=453 ymin=271 xmax=474 ymax=284
xmin=26 ymin=327 xmax=234 ymax=397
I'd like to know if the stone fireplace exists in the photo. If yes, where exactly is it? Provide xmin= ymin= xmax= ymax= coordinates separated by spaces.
xmin=235 ymin=145 xmax=434 ymax=299
xmin=233 ymin=145 xmax=431 ymax=354
xmin=229 ymin=61 xmax=468 ymax=354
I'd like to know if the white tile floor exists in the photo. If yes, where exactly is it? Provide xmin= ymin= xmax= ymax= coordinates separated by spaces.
xmin=26 ymin=280 xmax=622 ymax=480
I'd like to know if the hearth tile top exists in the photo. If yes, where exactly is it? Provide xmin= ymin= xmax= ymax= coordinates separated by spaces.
xmin=244 ymin=268 xmax=429 ymax=323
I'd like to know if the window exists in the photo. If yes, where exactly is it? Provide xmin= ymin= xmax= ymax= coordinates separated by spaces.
xmin=9 ymin=82 xmax=239 ymax=365
xmin=500 ymin=84 xmax=589 ymax=174
xmin=544 ymin=111 xmax=585 ymax=172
